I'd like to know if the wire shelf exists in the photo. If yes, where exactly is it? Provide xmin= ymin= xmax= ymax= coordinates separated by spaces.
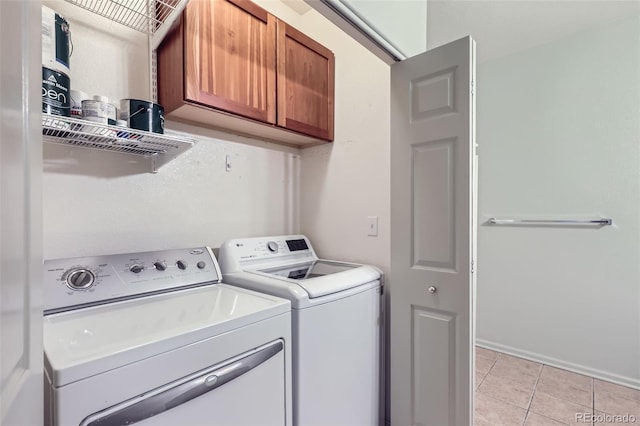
xmin=63 ymin=0 xmax=185 ymax=35
xmin=42 ymin=114 xmax=195 ymax=168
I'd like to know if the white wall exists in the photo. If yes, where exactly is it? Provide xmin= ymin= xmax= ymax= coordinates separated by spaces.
xmin=253 ymin=0 xmax=391 ymax=274
xmin=42 ymin=3 xmax=300 ymax=259
xmin=477 ymin=15 xmax=640 ymax=387
xmin=43 ymin=2 xmax=389 ymax=264
xmin=43 ymin=133 xmax=299 ymax=258
xmin=427 ymin=0 xmax=640 ymax=64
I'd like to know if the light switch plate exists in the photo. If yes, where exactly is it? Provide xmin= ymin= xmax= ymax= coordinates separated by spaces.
xmin=367 ymin=216 xmax=378 ymax=236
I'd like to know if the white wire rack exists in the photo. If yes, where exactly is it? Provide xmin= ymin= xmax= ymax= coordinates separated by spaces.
xmin=63 ymin=0 xmax=181 ymax=33
xmin=63 ymin=0 xmax=187 ymax=50
xmin=42 ymin=114 xmax=195 ymax=172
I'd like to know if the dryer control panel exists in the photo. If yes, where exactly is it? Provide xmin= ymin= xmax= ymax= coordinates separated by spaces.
xmin=44 ymin=247 xmax=221 ymax=314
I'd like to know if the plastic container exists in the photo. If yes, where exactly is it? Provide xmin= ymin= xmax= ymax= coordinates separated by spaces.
xmin=82 ymin=99 xmax=117 ymax=125
xmin=70 ymin=90 xmax=89 ymax=118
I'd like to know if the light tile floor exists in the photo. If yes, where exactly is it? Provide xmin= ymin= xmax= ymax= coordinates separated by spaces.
xmin=475 ymin=347 xmax=640 ymax=425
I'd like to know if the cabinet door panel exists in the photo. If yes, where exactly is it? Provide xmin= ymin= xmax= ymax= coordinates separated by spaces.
xmin=185 ymin=0 xmax=276 ymax=124
xmin=277 ymin=22 xmax=334 ymax=141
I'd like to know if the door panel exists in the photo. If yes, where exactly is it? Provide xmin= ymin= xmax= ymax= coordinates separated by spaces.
xmin=411 ymin=68 xmax=456 ymax=120
xmin=0 ymin=0 xmax=43 ymax=424
xmin=411 ymin=139 xmax=456 ymax=270
xmin=390 ymin=36 xmax=476 ymax=426
xmin=412 ymin=308 xmax=455 ymax=425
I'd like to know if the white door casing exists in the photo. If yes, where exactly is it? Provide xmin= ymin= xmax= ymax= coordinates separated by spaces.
xmin=390 ymin=37 xmax=476 ymax=426
xmin=0 ymin=0 xmax=43 ymax=425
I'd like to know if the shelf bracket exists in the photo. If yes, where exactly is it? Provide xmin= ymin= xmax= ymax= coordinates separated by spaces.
xmin=150 ymin=154 xmax=158 ymax=174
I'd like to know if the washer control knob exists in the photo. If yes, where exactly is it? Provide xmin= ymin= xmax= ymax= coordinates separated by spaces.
xmin=66 ymin=269 xmax=95 ymax=290
xmin=176 ymin=260 xmax=187 ymax=270
xmin=130 ymin=264 xmax=144 ymax=274
xmin=267 ymin=241 xmax=278 ymax=253
xmin=154 ymin=261 xmax=167 ymax=271
xmin=197 ymin=261 xmax=206 ymax=269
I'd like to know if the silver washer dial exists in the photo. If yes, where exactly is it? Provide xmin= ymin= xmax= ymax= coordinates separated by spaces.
xmin=65 ymin=268 xmax=96 ymax=290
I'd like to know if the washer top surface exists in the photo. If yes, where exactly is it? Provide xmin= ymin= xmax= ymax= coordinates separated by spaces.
xmin=257 ymin=260 xmax=358 ymax=279
xmin=249 ymin=259 xmax=380 ymax=299
xmin=44 ymin=283 xmax=290 ymax=387
xmin=218 ymin=235 xmax=382 ymax=305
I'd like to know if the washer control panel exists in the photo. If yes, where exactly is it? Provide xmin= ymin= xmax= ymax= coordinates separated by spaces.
xmin=44 ymin=247 xmax=220 ymax=314
xmin=218 ymin=235 xmax=318 ymax=272
xmin=233 ymin=237 xmax=311 ymax=261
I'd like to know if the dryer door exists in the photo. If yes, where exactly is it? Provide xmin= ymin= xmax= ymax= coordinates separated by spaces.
xmin=58 ymin=340 xmax=286 ymax=426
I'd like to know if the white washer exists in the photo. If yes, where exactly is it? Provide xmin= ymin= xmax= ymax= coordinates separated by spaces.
xmin=43 ymin=246 xmax=292 ymax=426
xmin=218 ymin=235 xmax=382 ymax=426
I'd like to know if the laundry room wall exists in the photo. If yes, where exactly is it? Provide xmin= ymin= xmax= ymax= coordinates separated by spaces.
xmin=42 ymin=2 xmax=300 ymax=259
xmin=476 ymin=15 xmax=640 ymax=387
xmin=42 ymin=0 xmax=391 ymax=274
xmin=253 ymin=0 xmax=392 ymax=276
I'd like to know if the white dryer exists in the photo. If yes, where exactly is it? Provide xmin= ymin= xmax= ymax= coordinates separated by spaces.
xmin=218 ymin=235 xmax=382 ymax=426
xmin=43 ymin=246 xmax=292 ymax=426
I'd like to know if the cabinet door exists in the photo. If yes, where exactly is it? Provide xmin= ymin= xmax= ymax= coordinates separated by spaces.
xmin=184 ymin=0 xmax=276 ymax=124
xmin=277 ymin=21 xmax=335 ymax=141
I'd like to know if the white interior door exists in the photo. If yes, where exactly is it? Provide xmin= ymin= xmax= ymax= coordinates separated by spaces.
xmin=390 ymin=36 xmax=477 ymax=426
xmin=0 ymin=1 xmax=43 ymax=424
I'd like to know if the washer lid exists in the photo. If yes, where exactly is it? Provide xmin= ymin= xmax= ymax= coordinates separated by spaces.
xmin=44 ymin=284 xmax=290 ymax=387
xmin=254 ymin=260 xmax=381 ymax=298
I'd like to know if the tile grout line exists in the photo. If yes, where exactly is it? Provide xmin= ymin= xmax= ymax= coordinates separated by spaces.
xmin=592 ymin=377 xmax=595 ymax=426
xmin=522 ymin=363 xmax=544 ymax=425
xmin=475 ymin=352 xmax=498 ymax=390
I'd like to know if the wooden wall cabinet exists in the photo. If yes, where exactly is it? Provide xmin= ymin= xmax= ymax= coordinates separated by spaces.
xmin=277 ymin=21 xmax=334 ymax=141
xmin=158 ymin=0 xmax=335 ymax=146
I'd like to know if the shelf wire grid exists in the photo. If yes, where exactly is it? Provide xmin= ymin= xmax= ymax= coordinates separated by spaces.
xmin=42 ymin=115 xmax=194 ymax=157
xmin=63 ymin=0 xmax=183 ymax=34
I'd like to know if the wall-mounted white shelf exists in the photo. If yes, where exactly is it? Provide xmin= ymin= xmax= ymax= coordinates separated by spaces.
xmin=42 ymin=114 xmax=196 ymax=173
xmin=62 ymin=0 xmax=188 ymax=49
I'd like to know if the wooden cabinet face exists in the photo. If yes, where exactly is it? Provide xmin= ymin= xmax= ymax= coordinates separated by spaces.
xmin=184 ymin=0 xmax=276 ymax=123
xmin=277 ymin=22 xmax=335 ymax=141
xmin=157 ymin=0 xmax=335 ymax=145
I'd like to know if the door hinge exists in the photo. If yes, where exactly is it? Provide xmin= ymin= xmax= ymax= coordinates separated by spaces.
xmin=471 ymin=260 xmax=475 ymax=273
xmin=470 ymin=80 xmax=475 ymax=96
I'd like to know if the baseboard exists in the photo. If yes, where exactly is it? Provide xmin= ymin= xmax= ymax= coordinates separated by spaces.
xmin=476 ymin=338 xmax=640 ymax=390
